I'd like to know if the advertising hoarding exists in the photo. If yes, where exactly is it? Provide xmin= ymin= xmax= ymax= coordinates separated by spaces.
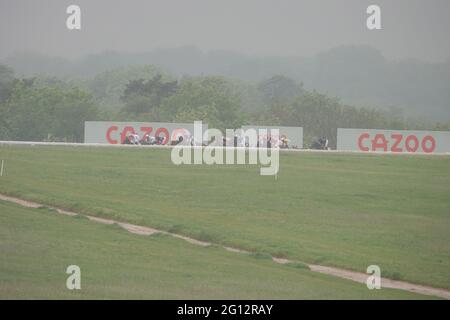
xmin=84 ymin=121 xmax=206 ymax=144
xmin=337 ymin=128 xmax=450 ymax=153
xmin=241 ymin=125 xmax=303 ymax=149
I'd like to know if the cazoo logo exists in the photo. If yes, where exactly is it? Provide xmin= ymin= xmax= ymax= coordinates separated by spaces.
xmin=337 ymin=129 xmax=450 ymax=154
xmin=357 ymin=132 xmax=436 ymax=153
xmin=105 ymin=125 xmax=188 ymax=145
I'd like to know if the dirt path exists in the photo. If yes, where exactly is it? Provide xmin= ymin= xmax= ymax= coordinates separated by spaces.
xmin=1 ymin=193 xmax=449 ymax=299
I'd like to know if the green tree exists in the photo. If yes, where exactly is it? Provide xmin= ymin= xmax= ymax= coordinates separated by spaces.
xmin=257 ymin=75 xmax=303 ymax=104
xmin=160 ymin=76 xmax=243 ymax=130
xmin=76 ymin=65 xmax=166 ymax=111
xmin=0 ymin=82 xmax=99 ymax=142
xmin=0 ymin=64 xmax=15 ymax=103
xmin=120 ymin=74 xmax=178 ymax=116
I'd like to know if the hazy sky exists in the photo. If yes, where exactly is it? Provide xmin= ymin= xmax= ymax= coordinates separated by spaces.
xmin=1 ymin=0 xmax=449 ymax=62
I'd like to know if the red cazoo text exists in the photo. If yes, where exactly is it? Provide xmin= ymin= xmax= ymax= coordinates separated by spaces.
xmin=105 ymin=126 xmax=170 ymax=144
xmin=357 ymin=133 xmax=436 ymax=153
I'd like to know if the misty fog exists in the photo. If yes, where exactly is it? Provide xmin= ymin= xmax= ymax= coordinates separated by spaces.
xmin=1 ymin=0 xmax=449 ymax=143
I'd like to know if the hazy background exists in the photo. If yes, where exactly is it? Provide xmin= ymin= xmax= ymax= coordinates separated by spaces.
xmin=1 ymin=0 xmax=449 ymax=144
xmin=1 ymin=0 xmax=449 ymax=62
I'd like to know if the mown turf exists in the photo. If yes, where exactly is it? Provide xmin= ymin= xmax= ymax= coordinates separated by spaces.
xmin=0 ymin=144 xmax=449 ymax=289
xmin=0 ymin=200 xmax=434 ymax=299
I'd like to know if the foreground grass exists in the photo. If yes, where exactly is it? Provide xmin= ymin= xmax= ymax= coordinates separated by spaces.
xmin=0 ymin=200 xmax=433 ymax=299
xmin=0 ymin=145 xmax=449 ymax=289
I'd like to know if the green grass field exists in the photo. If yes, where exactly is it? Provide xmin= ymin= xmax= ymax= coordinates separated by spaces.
xmin=0 ymin=144 xmax=449 ymax=295
xmin=0 ymin=200 xmax=432 ymax=299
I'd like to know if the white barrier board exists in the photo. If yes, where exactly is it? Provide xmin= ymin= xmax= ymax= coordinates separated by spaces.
xmin=241 ymin=125 xmax=303 ymax=148
xmin=337 ymin=128 xmax=450 ymax=153
xmin=84 ymin=121 xmax=207 ymax=144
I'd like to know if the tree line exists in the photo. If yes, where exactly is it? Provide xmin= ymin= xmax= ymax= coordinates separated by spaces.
xmin=4 ymin=46 xmax=450 ymax=121
xmin=0 ymin=63 xmax=448 ymax=147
